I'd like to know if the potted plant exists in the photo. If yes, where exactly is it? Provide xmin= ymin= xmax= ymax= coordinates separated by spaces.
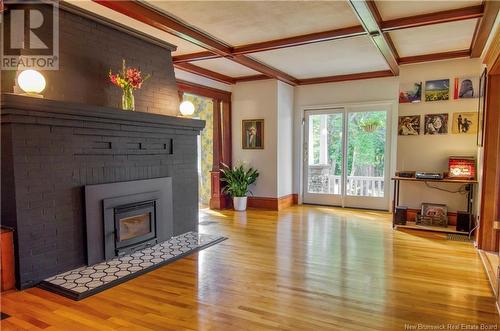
xmin=360 ymin=118 xmax=382 ymax=132
xmin=220 ymin=163 xmax=259 ymax=211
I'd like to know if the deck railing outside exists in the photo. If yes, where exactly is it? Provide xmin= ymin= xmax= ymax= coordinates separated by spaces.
xmin=308 ymin=174 xmax=385 ymax=197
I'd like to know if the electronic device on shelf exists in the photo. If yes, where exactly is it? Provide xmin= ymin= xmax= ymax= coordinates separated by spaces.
xmin=448 ymin=156 xmax=476 ymax=179
xmin=456 ymin=211 xmax=472 ymax=233
xmin=394 ymin=206 xmax=408 ymax=225
xmin=395 ymin=171 xmax=415 ymax=178
xmin=415 ymin=172 xmax=443 ymax=180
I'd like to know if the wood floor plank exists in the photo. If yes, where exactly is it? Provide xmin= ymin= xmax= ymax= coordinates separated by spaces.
xmin=1 ymin=206 xmax=498 ymax=330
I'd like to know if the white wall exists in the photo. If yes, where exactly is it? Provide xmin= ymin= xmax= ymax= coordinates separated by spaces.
xmin=232 ymin=80 xmax=278 ymax=197
xmin=397 ymin=58 xmax=482 ymax=211
xmin=277 ymin=81 xmax=294 ymax=197
xmin=229 ymin=58 xmax=481 ymax=211
xmin=293 ymin=77 xmax=399 ymax=199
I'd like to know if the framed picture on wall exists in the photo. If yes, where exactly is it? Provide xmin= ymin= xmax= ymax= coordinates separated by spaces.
xmin=477 ymin=68 xmax=487 ymax=146
xmin=399 ymin=82 xmax=422 ymax=103
xmin=425 ymin=79 xmax=450 ymax=101
xmin=453 ymin=76 xmax=479 ymax=99
xmin=451 ymin=112 xmax=478 ymax=134
xmin=424 ymin=113 xmax=448 ymax=135
xmin=398 ymin=115 xmax=420 ymax=135
xmin=242 ymin=119 xmax=264 ymax=149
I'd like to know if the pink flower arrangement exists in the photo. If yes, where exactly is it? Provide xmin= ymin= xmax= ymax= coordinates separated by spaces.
xmin=109 ymin=59 xmax=150 ymax=91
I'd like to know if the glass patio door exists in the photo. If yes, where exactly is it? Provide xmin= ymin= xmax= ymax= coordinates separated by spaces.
xmin=303 ymin=109 xmax=344 ymax=206
xmin=303 ymin=105 xmax=390 ymax=210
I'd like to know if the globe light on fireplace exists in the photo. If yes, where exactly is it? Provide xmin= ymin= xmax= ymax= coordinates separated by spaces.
xmin=17 ymin=70 xmax=46 ymax=98
xmin=179 ymin=100 xmax=195 ymax=116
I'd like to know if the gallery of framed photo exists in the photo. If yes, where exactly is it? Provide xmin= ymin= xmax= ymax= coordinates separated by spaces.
xmin=425 ymin=79 xmax=450 ymax=102
xmin=451 ymin=112 xmax=478 ymax=134
xmin=399 ymin=82 xmax=422 ymax=103
xmin=477 ymin=68 xmax=487 ymax=146
xmin=398 ymin=115 xmax=420 ymax=135
xmin=424 ymin=113 xmax=448 ymax=135
xmin=242 ymin=119 xmax=264 ymax=149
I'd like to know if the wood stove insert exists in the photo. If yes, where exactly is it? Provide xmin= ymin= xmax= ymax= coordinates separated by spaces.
xmin=111 ymin=199 xmax=157 ymax=257
xmin=85 ymin=178 xmax=173 ymax=265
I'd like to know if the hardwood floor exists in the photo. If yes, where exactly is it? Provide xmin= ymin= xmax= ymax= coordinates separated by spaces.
xmin=1 ymin=205 xmax=499 ymax=330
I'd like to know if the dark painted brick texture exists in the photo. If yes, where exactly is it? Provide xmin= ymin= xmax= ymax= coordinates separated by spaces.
xmin=1 ymin=6 xmax=202 ymax=289
xmin=1 ymin=5 xmax=180 ymax=116
xmin=2 ymin=95 xmax=204 ymax=289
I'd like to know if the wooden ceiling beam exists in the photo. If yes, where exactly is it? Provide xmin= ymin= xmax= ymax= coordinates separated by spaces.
xmin=471 ymin=0 xmax=500 ymax=58
xmin=298 ymin=70 xmax=394 ymax=85
xmin=348 ymin=0 xmax=399 ymax=75
xmin=398 ymin=49 xmax=471 ymax=65
xmin=232 ymin=25 xmax=366 ymax=55
xmin=231 ymin=55 xmax=299 ymax=86
xmin=172 ymin=25 xmax=366 ymax=63
xmin=93 ymin=0 xmax=299 ymax=85
xmin=382 ymin=5 xmax=484 ymax=31
xmin=173 ymin=51 xmax=221 ymax=64
xmin=233 ymin=75 xmax=271 ymax=83
xmin=174 ymin=63 xmax=236 ymax=85
xmin=177 ymin=79 xmax=231 ymax=102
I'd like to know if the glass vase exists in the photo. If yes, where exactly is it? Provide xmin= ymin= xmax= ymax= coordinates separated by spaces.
xmin=122 ymin=88 xmax=135 ymax=111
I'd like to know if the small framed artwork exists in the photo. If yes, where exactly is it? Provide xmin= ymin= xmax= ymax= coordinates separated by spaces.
xmin=424 ymin=113 xmax=448 ymax=135
xmin=421 ymin=203 xmax=448 ymax=219
xmin=399 ymin=82 xmax=422 ymax=103
xmin=477 ymin=68 xmax=487 ymax=146
xmin=242 ymin=119 xmax=264 ymax=149
xmin=398 ymin=115 xmax=420 ymax=135
xmin=453 ymin=77 xmax=479 ymax=99
xmin=451 ymin=112 xmax=478 ymax=134
xmin=425 ymin=79 xmax=450 ymax=101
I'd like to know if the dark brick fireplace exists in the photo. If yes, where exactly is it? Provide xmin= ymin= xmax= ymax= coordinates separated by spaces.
xmin=1 ymin=94 xmax=204 ymax=289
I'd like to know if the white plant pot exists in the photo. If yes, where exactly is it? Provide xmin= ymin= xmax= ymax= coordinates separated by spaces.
xmin=233 ymin=197 xmax=248 ymax=211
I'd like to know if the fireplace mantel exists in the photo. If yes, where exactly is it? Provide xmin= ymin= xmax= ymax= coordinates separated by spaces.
xmin=1 ymin=93 xmax=204 ymax=131
xmin=1 ymin=93 xmax=204 ymax=289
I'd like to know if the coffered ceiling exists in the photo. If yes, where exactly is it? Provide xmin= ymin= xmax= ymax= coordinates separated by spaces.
xmin=389 ymin=19 xmax=479 ymax=57
xmin=148 ymin=0 xmax=360 ymax=46
xmin=67 ymin=0 xmax=499 ymax=86
xmin=376 ymin=0 xmax=482 ymax=20
xmin=250 ymin=36 xmax=389 ymax=79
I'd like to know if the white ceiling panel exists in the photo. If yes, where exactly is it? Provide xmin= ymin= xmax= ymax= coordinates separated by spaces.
xmin=250 ymin=36 xmax=390 ymax=79
xmin=145 ymin=1 xmax=360 ymax=46
xmin=377 ymin=0 xmax=483 ymax=21
xmin=193 ymin=58 xmax=261 ymax=77
xmin=390 ymin=19 xmax=478 ymax=57
xmin=66 ymin=0 xmax=206 ymax=55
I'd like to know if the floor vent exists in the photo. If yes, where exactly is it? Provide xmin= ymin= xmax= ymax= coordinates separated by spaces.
xmin=447 ymin=234 xmax=472 ymax=242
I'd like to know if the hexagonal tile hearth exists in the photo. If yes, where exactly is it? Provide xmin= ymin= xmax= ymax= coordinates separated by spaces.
xmin=39 ymin=232 xmax=226 ymax=300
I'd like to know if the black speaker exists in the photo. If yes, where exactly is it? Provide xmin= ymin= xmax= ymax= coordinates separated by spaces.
xmin=395 ymin=206 xmax=408 ymax=225
xmin=456 ymin=211 xmax=472 ymax=233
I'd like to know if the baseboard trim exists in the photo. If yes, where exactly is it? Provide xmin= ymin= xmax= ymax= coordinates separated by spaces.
xmin=247 ymin=194 xmax=298 ymax=211
xmin=478 ymin=250 xmax=499 ymax=298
